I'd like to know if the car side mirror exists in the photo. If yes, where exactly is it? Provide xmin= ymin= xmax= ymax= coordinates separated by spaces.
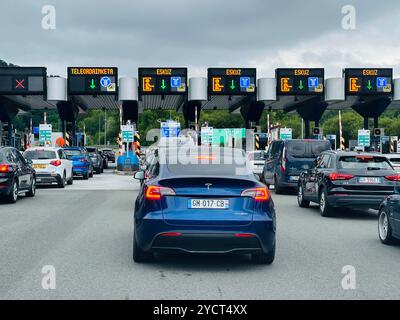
xmin=134 ymin=171 xmax=145 ymax=180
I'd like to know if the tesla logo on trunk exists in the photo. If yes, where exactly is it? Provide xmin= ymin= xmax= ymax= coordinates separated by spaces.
xmin=205 ymin=183 xmax=212 ymax=190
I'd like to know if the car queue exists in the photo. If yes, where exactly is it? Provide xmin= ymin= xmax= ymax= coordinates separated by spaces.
xmin=0 ymin=145 xmax=115 ymax=203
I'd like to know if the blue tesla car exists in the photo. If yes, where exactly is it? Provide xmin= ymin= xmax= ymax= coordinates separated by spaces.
xmin=64 ymin=147 xmax=93 ymax=179
xmin=133 ymin=147 xmax=276 ymax=264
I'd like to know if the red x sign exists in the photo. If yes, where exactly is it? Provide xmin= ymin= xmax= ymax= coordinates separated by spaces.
xmin=15 ymin=79 xmax=25 ymax=89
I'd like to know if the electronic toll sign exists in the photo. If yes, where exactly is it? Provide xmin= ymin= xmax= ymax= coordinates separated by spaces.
xmin=344 ymin=68 xmax=392 ymax=96
xmin=0 ymin=67 xmax=47 ymax=95
xmin=138 ymin=68 xmax=187 ymax=95
xmin=208 ymin=68 xmax=256 ymax=96
xmin=276 ymin=68 xmax=324 ymax=96
xmin=67 ymin=67 xmax=118 ymax=95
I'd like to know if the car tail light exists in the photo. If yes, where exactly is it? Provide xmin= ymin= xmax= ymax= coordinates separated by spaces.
xmin=234 ymin=233 xmax=256 ymax=238
xmin=145 ymin=185 xmax=176 ymax=200
xmin=281 ymin=147 xmax=286 ymax=172
xmin=241 ymin=187 xmax=269 ymax=201
xmin=50 ymin=160 xmax=62 ymax=167
xmin=385 ymin=175 xmax=400 ymax=181
xmin=160 ymin=232 xmax=182 ymax=237
xmin=0 ymin=164 xmax=10 ymax=173
xmin=329 ymin=173 xmax=354 ymax=181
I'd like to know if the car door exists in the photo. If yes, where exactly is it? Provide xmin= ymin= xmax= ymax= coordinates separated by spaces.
xmin=59 ymin=149 xmax=72 ymax=179
xmin=264 ymin=142 xmax=281 ymax=184
xmin=312 ymin=154 xmax=333 ymax=201
xmin=13 ymin=149 xmax=31 ymax=190
xmin=304 ymin=155 xmax=328 ymax=202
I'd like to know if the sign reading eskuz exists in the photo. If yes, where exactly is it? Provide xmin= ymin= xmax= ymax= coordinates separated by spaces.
xmin=344 ymin=68 xmax=392 ymax=96
xmin=138 ymin=68 xmax=187 ymax=96
xmin=0 ymin=67 xmax=47 ymax=95
xmin=208 ymin=68 xmax=256 ymax=96
xmin=276 ymin=68 xmax=324 ymax=96
xmin=67 ymin=67 xmax=118 ymax=95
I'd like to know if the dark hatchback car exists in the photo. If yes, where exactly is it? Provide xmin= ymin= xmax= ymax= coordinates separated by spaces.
xmin=262 ymin=139 xmax=331 ymax=193
xmin=86 ymin=147 xmax=104 ymax=174
xmin=100 ymin=148 xmax=116 ymax=163
xmin=0 ymin=147 xmax=36 ymax=203
xmin=133 ymin=147 xmax=276 ymax=264
xmin=378 ymin=190 xmax=400 ymax=245
xmin=297 ymin=151 xmax=400 ymax=216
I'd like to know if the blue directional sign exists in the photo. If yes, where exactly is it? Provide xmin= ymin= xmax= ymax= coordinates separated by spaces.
xmin=100 ymin=76 xmax=111 ymax=88
xmin=377 ymin=77 xmax=387 ymax=88
xmin=170 ymin=77 xmax=181 ymax=88
xmin=240 ymin=77 xmax=251 ymax=88
xmin=308 ymin=77 xmax=319 ymax=88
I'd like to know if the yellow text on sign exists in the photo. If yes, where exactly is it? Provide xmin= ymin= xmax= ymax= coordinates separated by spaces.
xmin=280 ymin=78 xmax=292 ymax=92
xmin=349 ymin=77 xmax=361 ymax=92
xmin=156 ymin=69 xmax=172 ymax=75
xmin=226 ymin=69 xmax=242 ymax=76
xmin=142 ymin=77 xmax=155 ymax=92
xmin=212 ymin=77 xmax=224 ymax=92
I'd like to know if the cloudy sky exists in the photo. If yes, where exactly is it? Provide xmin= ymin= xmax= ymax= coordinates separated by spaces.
xmin=1 ymin=0 xmax=400 ymax=78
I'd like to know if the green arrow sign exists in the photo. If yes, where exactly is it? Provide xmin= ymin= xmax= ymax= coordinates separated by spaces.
xmin=367 ymin=80 xmax=373 ymax=90
xmin=298 ymin=80 xmax=304 ymax=90
xmin=161 ymin=79 xmax=167 ymax=90
xmin=230 ymin=80 xmax=236 ymax=90
xmin=89 ymin=79 xmax=96 ymax=89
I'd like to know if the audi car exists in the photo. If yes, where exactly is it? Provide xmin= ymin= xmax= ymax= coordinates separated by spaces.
xmin=0 ymin=147 xmax=36 ymax=203
xmin=86 ymin=147 xmax=104 ymax=174
xmin=133 ymin=147 xmax=276 ymax=264
xmin=297 ymin=151 xmax=400 ymax=216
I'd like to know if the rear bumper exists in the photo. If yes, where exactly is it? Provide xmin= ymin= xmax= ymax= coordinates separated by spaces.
xmin=327 ymin=194 xmax=388 ymax=209
xmin=0 ymin=179 xmax=12 ymax=195
xmin=73 ymin=166 xmax=89 ymax=175
xmin=36 ymin=173 xmax=61 ymax=185
xmin=135 ymin=216 xmax=275 ymax=254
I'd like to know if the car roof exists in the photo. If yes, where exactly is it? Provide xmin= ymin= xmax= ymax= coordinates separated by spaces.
xmin=384 ymin=153 xmax=400 ymax=159
xmin=323 ymin=150 xmax=386 ymax=157
xmin=26 ymin=147 xmax=60 ymax=151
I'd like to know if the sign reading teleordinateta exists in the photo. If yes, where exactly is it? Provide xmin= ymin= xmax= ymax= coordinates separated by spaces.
xmin=358 ymin=129 xmax=371 ymax=147
xmin=121 ymin=125 xmax=134 ymax=143
xmin=67 ymin=67 xmax=118 ymax=95
xmin=39 ymin=124 xmax=52 ymax=145
xmin=280 ymin=128 xmax=292 ymax=140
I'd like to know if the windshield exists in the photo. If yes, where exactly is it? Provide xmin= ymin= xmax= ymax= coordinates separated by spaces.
xmin=64 ymin=150 xmax=83 ymax=156
xmin=339 ymin=156 xmax=392 ymax=170
xmin=286 ymin=141 xmax=330 ymax=158
xmin=24 ymin=150 xmax=57 ymax=160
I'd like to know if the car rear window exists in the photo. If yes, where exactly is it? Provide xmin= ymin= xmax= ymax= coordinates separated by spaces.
xmin=64 ymin=150 xmax=82 ymax=156
xmin=162 ymin=148 xmax=252 ymax=177
xmin=389 ymin=158 xmax=400 ymax=164
xmin=24 ymin=150 xmax=57 ymax=160
xmin=286 ymin=141 xmax=330 ymax=158
xmin=86 ymin=148 xmax=96 ymax=153
xmin=339 ymin=156 xmax=392 ymax=169
xmin=248 ymin=152 xmax=264 ymax=160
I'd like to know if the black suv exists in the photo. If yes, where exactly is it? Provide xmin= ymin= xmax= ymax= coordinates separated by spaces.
xmin=0 ymin=147 xmax=36 ymax=203
xmin=297 ymin=151 xmax=400 ymax=216
xmin=262 ymin=139 xmax=331 ymax=193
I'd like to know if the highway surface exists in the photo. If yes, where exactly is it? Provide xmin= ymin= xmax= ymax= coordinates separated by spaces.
xmin=1 ymin=165 xmax=399 ymax=299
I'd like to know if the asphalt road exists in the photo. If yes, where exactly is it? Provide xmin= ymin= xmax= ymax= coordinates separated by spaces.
xmin=1 ymin=168 xmax=400 ymax=299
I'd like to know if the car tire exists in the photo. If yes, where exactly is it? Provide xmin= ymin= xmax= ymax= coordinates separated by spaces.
xmin=89 ymin=170 xmax=94 ymax=178
xmin=96 ymin=168 xmax=101 ymax=174
xmin=252 ymin=243 xmax=275 ymax=265
xmin=58 ymin=173 xmax=66 ymax=188
xmin=297 ymin=184 xmax=310 ymax=208
xmin=319 ymin=188 xmax=333 ymax=217
xmin=6 ymin=180 xmax=19 ymax=203
xmin=26 ymin=178 xmax=36 ymax=197
xmin=378 ymin=208 xmax=396 ymax=245
xmin=133 ymin=234 xmax=153 ymax=263
xmin=274 ymin=175 xmax=283 ymax=194
xmin=83 ymin=172 xmax=89 ymax=180
xmin=67 ymin=174 xmax=73 ymax=185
